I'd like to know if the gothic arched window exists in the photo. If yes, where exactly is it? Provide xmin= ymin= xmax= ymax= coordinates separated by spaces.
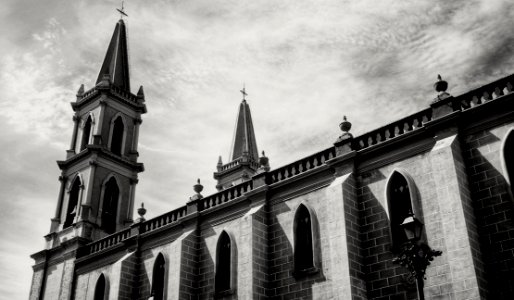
xmin=94 ymin=274 xmax=106 ymax=300
xmin=151 ymin=253 xmax=166 ymax=300
xmin=80 ymin=115 xmax=92 ymax=151
xmin=63 ymin=177 xmax=81 ymax=228
xmin=101 ymin=177 xmax=119 ymax=234
xmin=110 ymin=116 xmax=124 ymax=156
xmin=386 ymin=170 xmax=419 ymax=250
xmin=293 ymin=204 xmax=318 ymax=276
xmin=502 ymin=128 xmax=514 ymax=197
xmin=215 ymin=231 xmax=234 ymax=295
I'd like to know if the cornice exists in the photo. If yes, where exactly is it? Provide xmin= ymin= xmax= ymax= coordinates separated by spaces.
xmin=72 ymin=87 xmax=147 ymax=113
xmin=57 ymin=146 xmax=144 ymax=172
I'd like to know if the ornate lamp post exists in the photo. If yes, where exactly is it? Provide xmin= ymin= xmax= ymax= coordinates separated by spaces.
xmin=392 ymin=213 xmax=442 ymax=300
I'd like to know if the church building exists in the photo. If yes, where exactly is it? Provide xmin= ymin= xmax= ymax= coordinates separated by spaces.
xmin=29 ymin=18 xmax=514 ymax=300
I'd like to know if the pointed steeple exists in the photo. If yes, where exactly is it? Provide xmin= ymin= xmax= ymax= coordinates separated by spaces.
xmin=214 ymin=88 xmax=262 ymax=191
xmin=230 ymin=99 xmax=259 ymax=161
xmin=96 ymin=19 xmax=130 ymax=92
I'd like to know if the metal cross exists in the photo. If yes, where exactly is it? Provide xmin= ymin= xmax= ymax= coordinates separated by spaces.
xmin=117 ymin=1 xmax=128 ymax=18
xmin=240 ymin=84 xmax=248 ymax=100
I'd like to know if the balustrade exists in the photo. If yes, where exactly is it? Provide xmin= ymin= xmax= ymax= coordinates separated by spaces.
xmin=352 ymin=108 xmax=432 ymax=151
xmin=143 ymin=206 xmax=188 ymax=232
xmin=455 ymin=74 xmax=513 ymax=110
xmin=268 ymin=147 xmax=335 ymax=184
xmin=200 ymin=180 xmax=253 ymax=210
xmin=87 ymin=227 xmax=132 ymax=254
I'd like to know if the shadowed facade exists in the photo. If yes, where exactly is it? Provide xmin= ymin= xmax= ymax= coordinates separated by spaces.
xmin=29 ymin=19 xmax=514 ymax=300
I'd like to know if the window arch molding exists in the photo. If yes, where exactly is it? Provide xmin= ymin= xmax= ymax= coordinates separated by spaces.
xmin=292 ymin=202 xmax=320 ymax=278
xmin=80 ymin=112 xmax=95 ymax=151
xmin=501 ymin=127 xmax=514 ymax=199
xmin=92 ymin=273 xmax=109 ymax=300
xmin=63 ymin=173 xmax=84 ymax=229
xmin=98 ymin=173 xmax=122 ymax=234
xmin=215 ymin=229 xmax=237 ymax=296
xmin=150 ymin=252 xmax=168 ymax=300
xmin=384 ymin=168 xmax=424 ymax=249
xmin=107 ymin=113 xmax=128 ymax=157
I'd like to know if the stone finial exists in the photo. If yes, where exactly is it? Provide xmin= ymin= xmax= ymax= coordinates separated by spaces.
xmin=194 ymin=178 xmax=203 ymax=194
xmin=136 ymin=202 xmax=146 ymax=223
xmin=259 ymin=151 xmax=270 ymax=172
xmin=96 ymin=73 xmax=111 ymax=89
xmin=339 ymin=115 xmax=352 ymax=133
xmin=432 ymin=74 xmax=451 ymax=103
xmin=335 ymin=115 xmax=353 ymax=144
xmin=189 ymin=178 xmax=204 ymax=201
xmin=217 ymin=156 xmax=223 ymax=171
xmin=77 ymin=84 xmax=85 ymax=98
xmin=137 ymin=85 xmax=145 ymax=101
xmin=434 ymin=74 xmax=448 ymax=93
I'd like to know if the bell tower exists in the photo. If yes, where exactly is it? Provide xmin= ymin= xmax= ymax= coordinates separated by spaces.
xmin=213 ymin=87 xmax=261 ymax=190
xmin=48 ymin=18 xmax=146 ymax=245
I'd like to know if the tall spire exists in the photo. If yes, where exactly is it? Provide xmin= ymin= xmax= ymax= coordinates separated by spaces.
xmin=213 ymin=87 xmax=262 ymax=191
xmin=229 ymin=96 xmax=259 ymax=161
xmin=96 ymin=19 xmax=130 ymax=91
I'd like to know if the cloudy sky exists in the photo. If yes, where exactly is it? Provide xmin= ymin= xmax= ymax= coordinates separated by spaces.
xmin=1 ymin=0 xmax=513 ymax=298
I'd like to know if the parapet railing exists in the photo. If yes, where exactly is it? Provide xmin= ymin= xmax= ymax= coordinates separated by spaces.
xmin=110 ymin=85 xmax=140 ymax=103
xmin=80 ymin=87 xmax=98 ymax=100
xmin=219 ymin=157 xmax=260 ymax=171
xmin=454 ymin=74 xmax=513 ymax=110
xmin=142 ymin=205 xmax=188 ymax=233
xmin=199 ymin=180 xmax=254 ymax=210
xmin=81 ymin=74 xmax=514 ymax=257
xmin=352 ymin=108 xmax=433 ymax=151
xmin=268 ymin=147 xmax=336 ymax=184
xmin=77 ymin=85 xmax=140 ymax=103
xmin=87 ymin=227 xmax=132 ymax=255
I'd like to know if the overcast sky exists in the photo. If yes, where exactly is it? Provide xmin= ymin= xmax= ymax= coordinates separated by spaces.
xmin=1 ymin=0 xmax=513 ymax=298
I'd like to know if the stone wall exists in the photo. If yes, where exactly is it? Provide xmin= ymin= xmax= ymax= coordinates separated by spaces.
xmin=463 ymin=122 xmax=514 ymax=300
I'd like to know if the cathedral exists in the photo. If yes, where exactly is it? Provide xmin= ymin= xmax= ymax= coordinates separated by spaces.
xmin=29 ymin=18 xmax=514 ymax=300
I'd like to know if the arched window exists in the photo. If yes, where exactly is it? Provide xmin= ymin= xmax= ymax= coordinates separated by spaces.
xmin=63 ymin=177 xmax=81 ymax=228
xmin=386 ymin=170 xmax=419 ymax=250
xmin=110 ymin=116 xmax=124 ymax=156
xmin=94 ymin=274 xmax=106 ymax=300
xmin=80 ymin=115 xmax=92 ymax=151
xmin=151 ymin=253 xmax=166 ymax=300
xmin=215 ymin=231 xmax=234 ymax=294
xmin=293 ymin=204 xmax=318 ymax=276
xmin=502 ymin=128 xmax=514 ymax=197
xmin=101 ymin=177 xmax=119 ymax=234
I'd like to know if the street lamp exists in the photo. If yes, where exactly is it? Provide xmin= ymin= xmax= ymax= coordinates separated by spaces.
xmin=392 ymin=213 xmax=442 ymax=300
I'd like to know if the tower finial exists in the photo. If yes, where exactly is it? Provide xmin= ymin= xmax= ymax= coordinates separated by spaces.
xmin=240 ymin=84 xmax=248 ymax=101
xmin=116 ymin=1 xmax=128 ymax=19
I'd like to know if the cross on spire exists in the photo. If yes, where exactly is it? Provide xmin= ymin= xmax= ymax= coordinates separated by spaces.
xmin=240 ymin=84 xmax=248 ymax=101
xmin=117 ymin=1 xmax=128 ymax=19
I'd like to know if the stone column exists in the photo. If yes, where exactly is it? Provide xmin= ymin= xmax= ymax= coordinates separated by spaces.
xmin=126 ymin=178 xmax=138 ymax=224
xmin=81 ymin=159 xmax=97 ymax=222
xmin=75 ymin=182 xmax=85 ymax=223
xmin=50 ymin=175 xmax=67 ymax=233
xmin=130 ymin=116 xmax=142 ymax=160
xmin=66 ymin=116 xmax=80 ymax=158
xmin=93 ymin=99 xmax=106 ymax=145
